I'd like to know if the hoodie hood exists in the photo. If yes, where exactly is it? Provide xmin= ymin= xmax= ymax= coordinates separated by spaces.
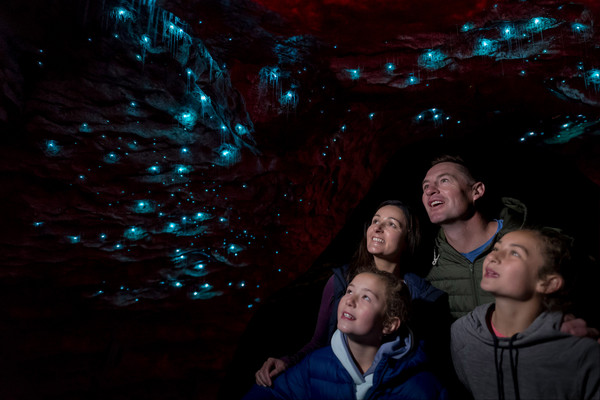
xmin=331 ymin=328 xmax=417 ymax=400
xmin=464 ymin=303 xmax=567 ymax=348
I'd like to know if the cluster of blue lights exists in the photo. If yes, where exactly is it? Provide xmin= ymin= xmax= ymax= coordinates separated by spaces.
xmin=414 ymin=108 xmax=451 ymax=126
xmin=525 ymin=17 xmax=558 ymax=34
xmin=47 ymin=0 xmax=271 ymax=307
xmin=258 ymin=64 xmax=300 ymax=113
xmin=519 ymin=115 xmax=597 ymax=144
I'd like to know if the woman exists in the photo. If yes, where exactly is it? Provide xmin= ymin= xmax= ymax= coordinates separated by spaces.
xmin=255 ymin=200 xmax=449 ymax=387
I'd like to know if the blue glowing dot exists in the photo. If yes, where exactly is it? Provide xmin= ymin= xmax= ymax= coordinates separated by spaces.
xmin=407 ymin=74 xmax=419 ymax=85
xmin=33 ymin=221 xmax=44 ymax=227
xmin=175 ymin=110 xmax=198 ymax=129
xmin=173 ymin=281 xmax=183 ymax=288
xmin=114 ymin=243 xmax=123 ymax=249
xmin=461 ymin=22 xmax=475 ymax=32
xmin=385 ymin=63 xmax=396 ymax=74
xmin=44 ymin=140 xmax=61 ymax=156
xmin=148 ymin=165 xmax=161 ymax=174
xmin=67 ymin=236 xmax=80 ymax=244
xmin=99 ymin=233 xmax=107 ymax=240
xmin=132 ymin=200 xmax=155 ymax=214
xmin=104 ymin=152 xmax=120 ymax=164
xmin=368 ymin=113 xmax=375 ymax=120
xmin=473 ymin=38 xmax=498 ymax=56
xmin=175 ymin=165 xmax=192 ymax=174
xmin=195 ymin=264 xmax=205 ymax=270
xmin=124 ymin=226 xmax=145 ymax=240
xmin=418 ymin=49 xmax=448 ymax=70
xmin=345 ymin=69 xmax=360 ymax=80
xmin=79 ymin=122 xmax=92 ymax=133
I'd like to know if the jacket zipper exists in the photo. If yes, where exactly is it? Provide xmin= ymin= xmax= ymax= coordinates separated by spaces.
xmin=469 ymin=262 xmax=480 ymax=306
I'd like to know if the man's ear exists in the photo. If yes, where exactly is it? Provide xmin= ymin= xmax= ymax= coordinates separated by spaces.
xmin=537 ymin=274 xmax=564 ymax=294
xmin=382 ymin=317 xmax=401 ymax=335
xmin=471 ymin=181 xmax=485 ymax=201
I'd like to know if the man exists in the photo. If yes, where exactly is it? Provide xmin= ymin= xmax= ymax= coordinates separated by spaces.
xmin=421 ymin=155 xmax=598 ymax=340
xmin=421 ymin=155 xmax=527 ymax=318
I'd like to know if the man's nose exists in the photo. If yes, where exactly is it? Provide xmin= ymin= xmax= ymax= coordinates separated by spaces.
xmin=424 ymin=184 xmax=437 ymax=196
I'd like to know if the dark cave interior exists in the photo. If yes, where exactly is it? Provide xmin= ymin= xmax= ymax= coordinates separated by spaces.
xmin=1 ymin=0 xmax=600 ymax=399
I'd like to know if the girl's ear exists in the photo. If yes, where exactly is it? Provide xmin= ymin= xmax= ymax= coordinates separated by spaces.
xmin=382 ymin=317 xmax=401 ymax=335
xmin=537 ymin=274 xmax=564 ymax=294
xmin=471 ymin=181 xmax=485 ymax=202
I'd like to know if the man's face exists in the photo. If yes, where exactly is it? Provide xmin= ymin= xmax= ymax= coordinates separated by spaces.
xmin=421 ymin=162 xmax=479 ymax=225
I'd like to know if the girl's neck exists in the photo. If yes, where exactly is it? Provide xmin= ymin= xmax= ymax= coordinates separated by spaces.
xmin=492 ymin=298 xmax=542 ymax=337
xmin=346 ymin=338 xmax=379 ymax=374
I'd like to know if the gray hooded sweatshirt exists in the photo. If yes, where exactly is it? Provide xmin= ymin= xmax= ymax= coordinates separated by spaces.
xmin=451 ymin=303 xmax=600 ymax=400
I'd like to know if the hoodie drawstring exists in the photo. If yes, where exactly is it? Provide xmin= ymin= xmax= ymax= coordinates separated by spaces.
xmin=508 ymin=334 xmax=520 ymax=400
xmin=493 ymin=333 xmax=521 ymax=400
xmin=493 ymin=335 xmax=505 ymax=400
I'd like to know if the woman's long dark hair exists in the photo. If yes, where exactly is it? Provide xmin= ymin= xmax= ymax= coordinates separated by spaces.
xmin=347 ymin=200 xmax=421 ymax=280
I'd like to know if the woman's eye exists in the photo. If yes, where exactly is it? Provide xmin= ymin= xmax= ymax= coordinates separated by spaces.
xmin=511 ymin=251 xmax=520 ymax=257
xmin=362 ymin=295 xmax=371 ymax=302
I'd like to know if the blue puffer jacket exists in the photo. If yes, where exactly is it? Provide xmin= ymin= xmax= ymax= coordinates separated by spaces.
xmin=242 ymin=330 xmax=447 ymax=400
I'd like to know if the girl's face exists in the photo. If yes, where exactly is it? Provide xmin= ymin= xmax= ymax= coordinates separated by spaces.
xmin=337 ymin=272 xmax=388 ymax=343
xmin=481 ymin=230 xmax=546 ymax=301
xmin=366 ymin=205 xmax=409 ymax=265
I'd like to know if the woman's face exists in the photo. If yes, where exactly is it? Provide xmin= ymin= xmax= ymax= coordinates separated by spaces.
xmin=366 ymin=205 xmax=409 ymax=265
